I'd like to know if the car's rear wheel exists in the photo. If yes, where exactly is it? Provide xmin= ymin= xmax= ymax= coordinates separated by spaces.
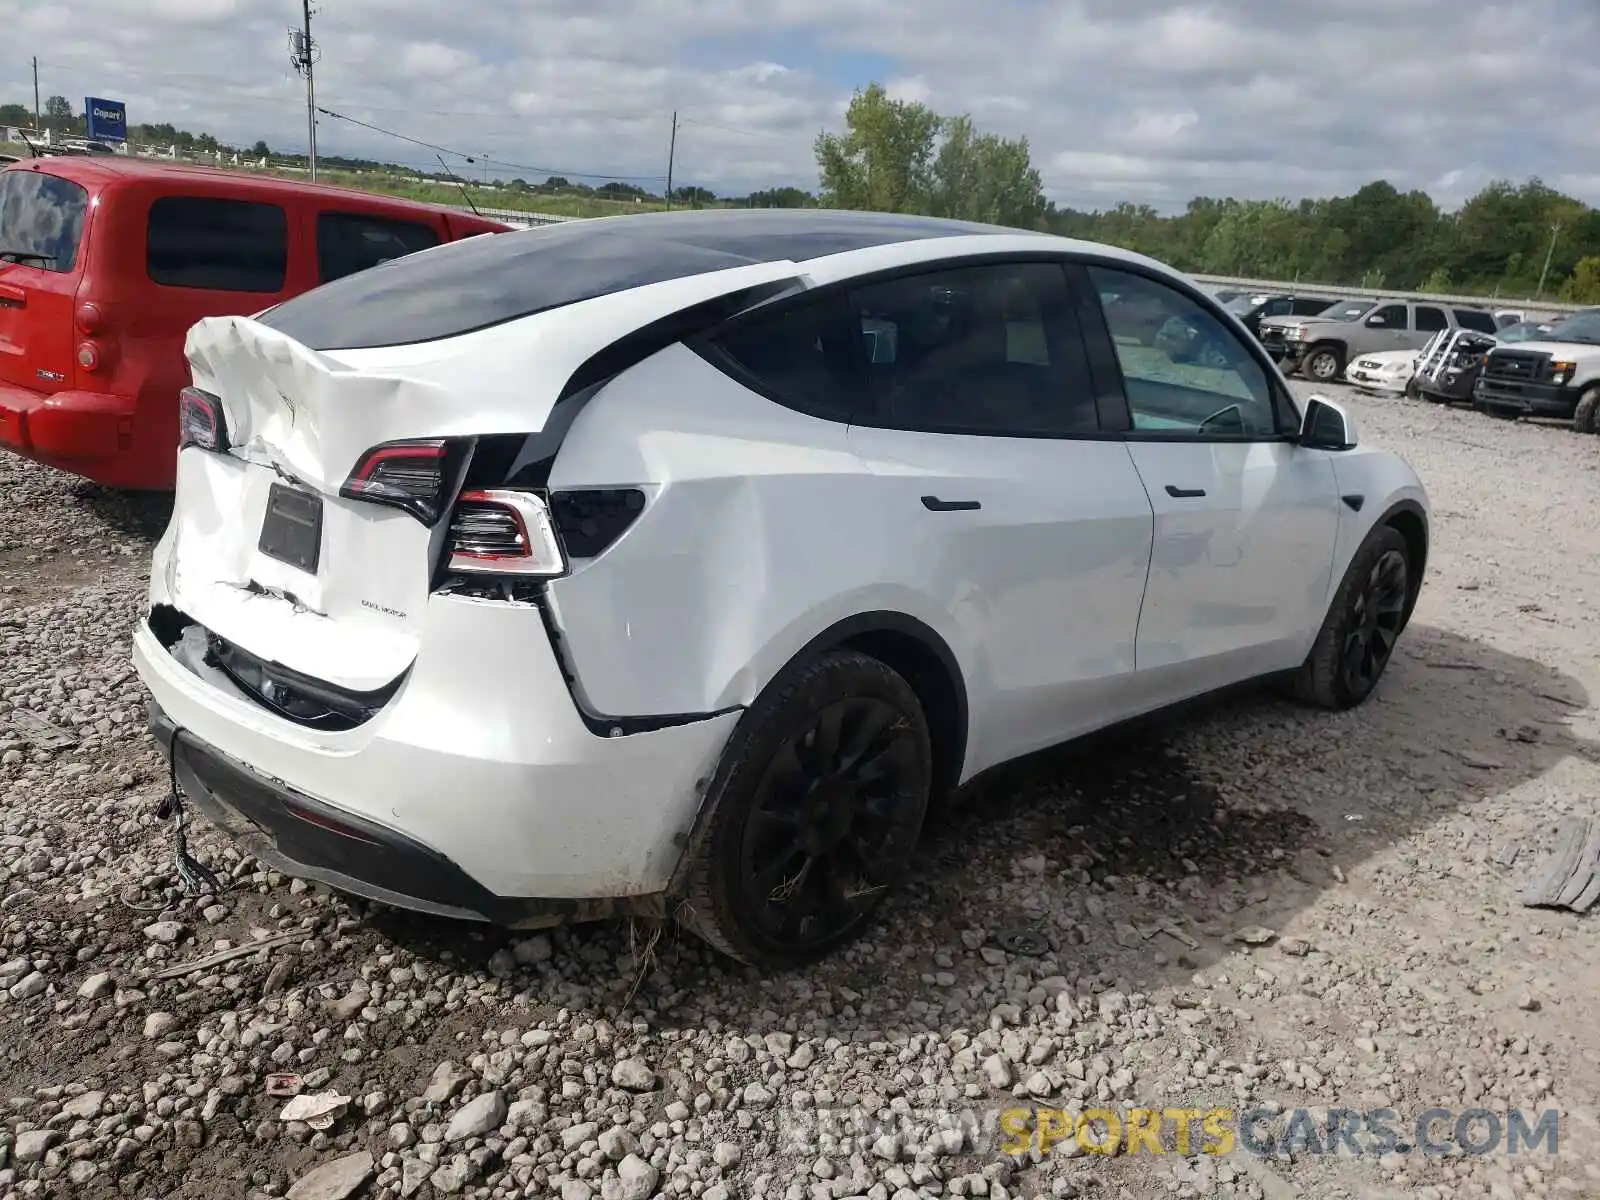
xmin=1291 ymin=525 xmax=1411 ymax=711
xmin=678 ymin=651 xmax=931 ymax=968
xmin=1573 ymin=386 xmax=1600 ymax=435
xmin=1303 ymin=344 xmax=1344 ymax=382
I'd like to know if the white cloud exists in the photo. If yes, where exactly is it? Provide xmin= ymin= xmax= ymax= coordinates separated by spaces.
xmin=3 ymin=0 xmax=1596 ymax=211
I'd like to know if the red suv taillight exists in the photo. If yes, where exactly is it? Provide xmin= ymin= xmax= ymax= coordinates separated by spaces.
xmin=178 ymin=387 xmax=228 ymax=452
xmin=340 ymin=438 xmax=458 ymax=523
xmin=446 ymin=489 xmax=566 ymax=576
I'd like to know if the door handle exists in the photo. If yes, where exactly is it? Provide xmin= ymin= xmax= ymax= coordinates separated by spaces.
xmin=922 ymin=495 xmax=981 ymax=512
xmin=1164 ymin=485 xmax=1207 ymax=498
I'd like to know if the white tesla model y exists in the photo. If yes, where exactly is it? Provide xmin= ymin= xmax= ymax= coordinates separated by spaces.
xmin=133 ymin=210 xmax=1429 ymax=967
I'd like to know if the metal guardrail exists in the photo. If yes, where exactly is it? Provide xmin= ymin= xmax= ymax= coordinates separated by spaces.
xmin=1190 ymin=273 xmax=1588 ymax=318
xmin=466 ymin=205 xmax=576 ymax=227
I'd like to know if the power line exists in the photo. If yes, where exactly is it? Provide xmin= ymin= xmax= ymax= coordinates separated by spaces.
xmin=314 ymin=106 xmax=668 ymax=182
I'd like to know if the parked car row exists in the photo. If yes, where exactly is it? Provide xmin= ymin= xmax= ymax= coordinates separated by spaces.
xmin=1334 ymin=306 xmax=1600 ymax=433
xmin=0 ymin=156 xmax=511 ymax=489
xmin=1258 ymin=297 xmax=1501 ymax=382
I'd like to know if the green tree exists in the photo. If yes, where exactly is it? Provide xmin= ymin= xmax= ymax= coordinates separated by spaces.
xmin=1561 ymin=257 xmax=1600 ymax=304
xmin=43 ymin=95 xmax=72 ymax=131
xmin=0 ymin=103 xmax=32 ymax=127
xmin=1420 ymin=267 xmax=1452 ymax=293
xmin=928 ymin=114 xmax=1046 ymax=230
xmin=814 ymin=83 xmax=941 ymax=213
xmin=250 ymin=140 xmax=270 ymax=158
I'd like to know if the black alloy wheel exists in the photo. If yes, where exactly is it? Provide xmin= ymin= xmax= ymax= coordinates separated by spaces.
xmin=737 ymin=696 xmax=922 ymax=954
xmin=679 ymin=650 xmax=932 ymax=967
xmin=1338 ymin=547 xmax=1409 ymax=699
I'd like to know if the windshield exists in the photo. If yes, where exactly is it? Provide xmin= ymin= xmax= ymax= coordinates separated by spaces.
xmin=1539 ymin=310 xmax=1600 ymax=346
xmin=1320 ymin=300 xmax=1373 ymax=322
xmin=0 ymin=169 xmax=89 ymax=273
xmin=1224 ymin=294 xmax=1266 ymax=315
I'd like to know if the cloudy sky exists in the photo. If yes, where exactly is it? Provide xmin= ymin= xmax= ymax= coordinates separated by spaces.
xmin=5 ymin=0 xmax=1598 ymax=212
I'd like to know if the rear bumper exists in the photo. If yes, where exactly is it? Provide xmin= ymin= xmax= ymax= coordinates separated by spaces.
xmin=1472 ymin=377 xmax=1579 ymax=418
xmin=0 ymin=381 xmax=133 ymax=462
xmin=149 ymin=700 xmax=563 ymax=925
xmin=132 ymin=592 xmax=741 ymax=913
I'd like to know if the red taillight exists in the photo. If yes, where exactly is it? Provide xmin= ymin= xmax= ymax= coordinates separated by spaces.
xmin=447 ymin=489 xmax=566 ymax=577
xmin=75 ymin=302 xmax=105 ymax=335
xmin=76 ymin=341 xmax=102 ymax=372
xmin=340 ymin=439 xmax=453 ymax=524
xmin=178 ymin=387 xmax=228 ymax=452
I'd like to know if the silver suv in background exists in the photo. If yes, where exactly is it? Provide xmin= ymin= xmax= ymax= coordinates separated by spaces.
xmin=1261 ymin=298 xmax=1500 ymax=382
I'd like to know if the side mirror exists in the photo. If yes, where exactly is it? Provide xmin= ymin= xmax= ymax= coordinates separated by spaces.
xmin=1366 ymin=315 xmax=1386 ymax=327
xmin=1300 ymin=396 xmax=1358 ymax=451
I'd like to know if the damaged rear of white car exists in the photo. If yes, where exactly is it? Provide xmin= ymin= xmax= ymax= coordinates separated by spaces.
xmin=133 ymin=226 xmax=822 ymax=938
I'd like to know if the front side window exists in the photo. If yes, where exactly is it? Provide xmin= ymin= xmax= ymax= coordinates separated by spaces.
xmin=1368 ymin=304 xmax=1408 ymax=329
xmin=0 ymin=170 xmax=89 ymax=274
xmin=317 ymin=212 xmax=440 ymax=284
xmin=847 ymin=261 xmax=1099 ymax=436
xmin=1414 ymin=306 xmax=1448 ymax=333
xmin=147 ymin=196 xmax=288 ymax=293
xmin=1088 ymin=265 xmax=1280 ymax=438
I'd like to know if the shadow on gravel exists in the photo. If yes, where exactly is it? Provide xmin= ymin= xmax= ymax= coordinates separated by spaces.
xmin=363 ymin=621 xmax=1595 ymax=1037
xmin=71 ymin=482 xmax=174 ymax=542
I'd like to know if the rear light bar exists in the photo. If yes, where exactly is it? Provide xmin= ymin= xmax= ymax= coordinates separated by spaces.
xmin=178 ymin=387 xmax=229 ymax=452
xmin=447 ymin=489 xmax=566 ymax=577
xmin=340 ymin=439 xmax=458 ymax=524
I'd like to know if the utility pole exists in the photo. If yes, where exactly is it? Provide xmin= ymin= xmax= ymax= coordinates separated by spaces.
xmin=1536 ymin=221 xmax=1562 ymax=299
xmin=32 ymin=56 xmax=40 ymax=128
xmin=288 ymin=2 xmax=319 ymax=180
xmin=664 ymin=111 xmax=677 ymax=211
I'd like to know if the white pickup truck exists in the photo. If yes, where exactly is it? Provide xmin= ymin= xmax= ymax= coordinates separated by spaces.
xmin=1473 ymin=308 xmax=1600 ymax=432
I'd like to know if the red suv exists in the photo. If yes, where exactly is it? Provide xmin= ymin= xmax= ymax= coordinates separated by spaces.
xmin=0 ymin=156 xmax=511 ymax=489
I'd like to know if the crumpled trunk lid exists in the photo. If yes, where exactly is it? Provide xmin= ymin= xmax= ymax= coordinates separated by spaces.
xmin=160 ymin=258 xmax=805 ymax=695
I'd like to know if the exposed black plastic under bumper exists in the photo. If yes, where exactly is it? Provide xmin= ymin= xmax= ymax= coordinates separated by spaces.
xmin=1417 ymin=370 xmax=1480 ymax=402
xmin=1473 ymin=378 xmax=1579 ymax=418
xmin=147 ymin=702 xmax=659 ymax=928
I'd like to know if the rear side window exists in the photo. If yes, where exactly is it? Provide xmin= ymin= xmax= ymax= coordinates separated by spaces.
xmin=1414 ymin=305 xmax=1448 ymax=333
xmin=147 ymin=197 xmax=288 ymax=293
xmin=1453 ymin=308 xmax=1498 ymax=334
xmin=0 ymin=170 xmax=89 ymax=273
xmin=702 ymin=294 xmax=865 ymax=422
xmin=317 ymin=212 xmax=440 ymax=284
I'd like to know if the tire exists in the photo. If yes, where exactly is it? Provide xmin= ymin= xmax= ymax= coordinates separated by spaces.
xmin=1404 ymin=378 xmax=1422 ymax=401
xmin=1303 ymin=343 xmax=1344 ymax=383
xmin=677 ymin=650 xmax=932 ymax=968
xmin=1573 ymin=386 xmax=1600 ymax=435
xmin=1291 ymin=525 xmax=1412 ymax=711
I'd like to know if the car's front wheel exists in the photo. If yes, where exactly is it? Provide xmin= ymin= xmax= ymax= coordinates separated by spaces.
xmin=678 ymin=651 xmax=931 ymax=968
xmin=1291 ymin=525 xmax=1412 ymax=710
xmin=1302 ymin=344 xmax=1345 ymax=382
xmin=1573 ymin=386 xmax=1600 ymax=435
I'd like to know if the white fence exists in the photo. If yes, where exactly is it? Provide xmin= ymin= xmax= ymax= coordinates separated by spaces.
xmin=1189 ymin=274 xmax=1587 ymax=319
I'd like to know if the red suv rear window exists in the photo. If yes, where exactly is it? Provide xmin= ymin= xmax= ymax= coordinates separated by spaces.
xmin=0 ymin=170 xmax=89 ymax=274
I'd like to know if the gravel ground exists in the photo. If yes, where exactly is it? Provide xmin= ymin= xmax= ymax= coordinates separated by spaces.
xmin=2 ymin=382 xmax=1600 ymax=1200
